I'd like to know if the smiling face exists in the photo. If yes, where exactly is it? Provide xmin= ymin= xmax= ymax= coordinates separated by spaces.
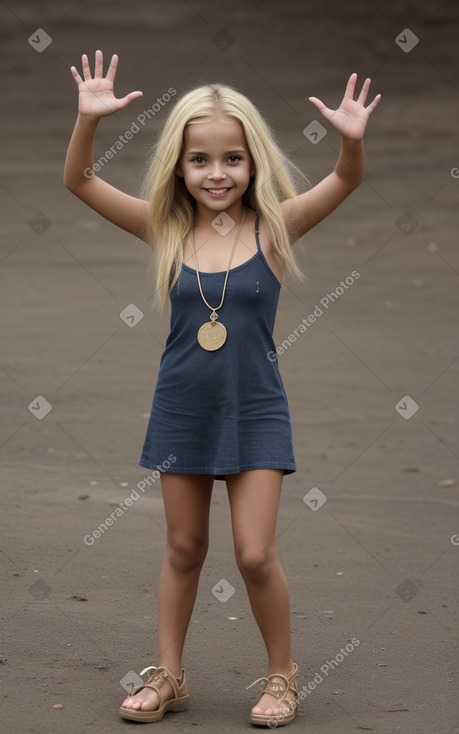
xmin=176 ymin=113 xmax=254 ymax=221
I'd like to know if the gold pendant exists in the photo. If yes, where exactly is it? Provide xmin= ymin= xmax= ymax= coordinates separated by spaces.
xmin=197 ymin=311 xmax=227 ymax=351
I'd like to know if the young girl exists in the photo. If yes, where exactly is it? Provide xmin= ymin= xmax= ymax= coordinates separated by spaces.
xmin=64 ymin=50 xmax=380 ymax=727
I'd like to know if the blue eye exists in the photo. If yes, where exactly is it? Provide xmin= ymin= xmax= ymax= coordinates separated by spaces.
xmin=192 ymin=157 xmax=205 ymax=164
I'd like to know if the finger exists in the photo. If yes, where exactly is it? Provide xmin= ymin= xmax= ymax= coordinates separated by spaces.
xmin=70 ymin=65 xmax=83 ymax=85
xmin=366 ymin=93 xmax=381 ymax=113
xmin=106 ymin=54 xmax=119 ymax=83
xmin=94 ymin=48 xmax=103 ymax=78
xmin=308 ymin=96 xmax=328 ymax=114
xmin=342 ymin=72 xmax=357 ymax=102
xmin=117 ymin=91 xmax=144 ymax=108
xmin=356 ymin=77 xmax=371 ymax=105
xmin=81 ymin=53 xmax=92 ymax=81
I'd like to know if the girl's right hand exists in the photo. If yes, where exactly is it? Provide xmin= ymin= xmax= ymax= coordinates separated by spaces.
xmin=70 ymin=49 xmax=143 ymax=119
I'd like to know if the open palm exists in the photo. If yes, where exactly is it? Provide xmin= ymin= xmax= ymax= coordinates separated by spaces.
xmin=70 ymin=50 xmax=142 ymax=119
xmin=309 ymin=73 xmax=381 ymax=141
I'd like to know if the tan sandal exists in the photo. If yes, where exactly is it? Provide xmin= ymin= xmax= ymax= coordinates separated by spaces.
xmin=118 ymin=665 xmax=189 ymax=723
xmin=247 ymin=662 xmax=299 ymax=727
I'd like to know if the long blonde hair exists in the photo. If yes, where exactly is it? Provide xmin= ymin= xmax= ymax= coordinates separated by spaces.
xmin=141 ymin=83 xmax=305 ymax=311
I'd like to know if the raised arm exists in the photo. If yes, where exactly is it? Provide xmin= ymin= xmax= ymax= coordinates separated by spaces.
xmin=281 ymin=73 xmax=381 ymax=241
xmin=63 ymin=50 xmax=150 ymax=241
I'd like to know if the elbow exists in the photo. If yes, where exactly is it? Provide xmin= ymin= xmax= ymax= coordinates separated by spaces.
xmin=63 ymin=170 xmax=77 ymax=192
xmin=63 ymin=180 xmax=79 ymax=195
xmin=335 ymin=164 xmax=364 ymax=192
xmin=63 ymin=166 xmax=94 ymax=192
xmin=339 ymin=173 xmax=362 ymax=193
xmin=63 ymin=175 xmax=90 ymax=195
xmin=344 ymin=167 xmax=363 ymax=190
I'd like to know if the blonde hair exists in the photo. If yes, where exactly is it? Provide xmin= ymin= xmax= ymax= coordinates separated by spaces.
xmin=141 ymin=83 xmax=305 ymax=311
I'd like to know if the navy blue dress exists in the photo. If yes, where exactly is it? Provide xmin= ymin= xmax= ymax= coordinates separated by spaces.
xmin=139 ymin=216 xmax=296 ymax=480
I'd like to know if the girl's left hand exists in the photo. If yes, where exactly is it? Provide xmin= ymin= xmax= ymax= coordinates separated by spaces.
xmin=308 ymin=73 xmax=381 ymax=141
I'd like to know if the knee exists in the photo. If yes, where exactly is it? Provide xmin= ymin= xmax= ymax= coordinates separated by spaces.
xmin=166 ymin=535 xmax=208 ymax=573
xmin=236 ymin=546 xmax=276 ymax=584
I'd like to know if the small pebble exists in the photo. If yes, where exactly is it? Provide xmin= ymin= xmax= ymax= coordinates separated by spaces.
xmin=53 ymin=704 xmax=64 ymax=709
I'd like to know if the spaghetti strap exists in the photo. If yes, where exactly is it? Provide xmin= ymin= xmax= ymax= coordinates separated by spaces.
xmin=254 ymin=215 xmax=261 ymax=252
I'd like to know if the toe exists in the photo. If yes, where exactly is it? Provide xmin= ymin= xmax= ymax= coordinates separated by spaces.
xmin=272 ymin=705 xmax=289 ymax=716
xmin=252 ymin=704 xmax=273 ymax=716
xmin=140 ymin=696 xmax=157 ymax=711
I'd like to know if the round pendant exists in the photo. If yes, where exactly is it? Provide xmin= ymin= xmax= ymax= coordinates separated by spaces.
xmin=197 ymin=320 xmax=227 ymax=351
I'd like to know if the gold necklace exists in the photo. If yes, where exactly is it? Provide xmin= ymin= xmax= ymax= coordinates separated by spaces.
xmin=190 ymin=208 xmax=246 ymax=351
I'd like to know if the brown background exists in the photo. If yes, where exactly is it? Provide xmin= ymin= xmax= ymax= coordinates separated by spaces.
xmin=0 ymin=1 xmax=458 ymax=732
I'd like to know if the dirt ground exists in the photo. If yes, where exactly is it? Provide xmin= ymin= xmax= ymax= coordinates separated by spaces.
xmin=1 ymin=1 xmax=458 ymax=732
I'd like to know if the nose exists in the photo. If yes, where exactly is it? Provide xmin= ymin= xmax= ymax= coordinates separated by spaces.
xmin=207 ymin=162 xmax=226 ymax=180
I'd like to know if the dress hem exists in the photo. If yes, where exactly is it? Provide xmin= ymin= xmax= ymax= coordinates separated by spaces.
xmin=138 ymin=459 xmax=296 ymax=480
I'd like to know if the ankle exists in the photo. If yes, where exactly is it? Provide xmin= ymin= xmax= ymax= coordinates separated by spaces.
xmin=267 ymin=659 xmax=294 ymax=676
xmin=157 ymin=663 xmax=183 ymax=681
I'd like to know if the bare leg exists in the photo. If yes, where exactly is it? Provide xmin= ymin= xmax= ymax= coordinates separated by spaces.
xmin=122 ymin=472 xmax=213 ymax=712
xmin=226 ymin=469 xmax=295 ymax=717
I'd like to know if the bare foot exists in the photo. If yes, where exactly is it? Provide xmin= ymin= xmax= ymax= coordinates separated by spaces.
xmin=121 ymin=668 xmax=182 ymax=712
xmin=251 ymin=687 xmax=296 ymax=718
xmin=250 ymin=666 xmax=298 ymax=719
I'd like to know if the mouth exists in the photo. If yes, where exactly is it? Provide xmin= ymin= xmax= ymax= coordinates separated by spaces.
xmin=205 ymin=187 xmax=232 ymax=198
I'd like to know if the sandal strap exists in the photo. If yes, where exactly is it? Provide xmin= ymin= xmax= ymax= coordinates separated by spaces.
xmin=128 ymin=666 xmax=180 ymax=699
xmin=247 ymin=663 xmax=299 ymax=705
